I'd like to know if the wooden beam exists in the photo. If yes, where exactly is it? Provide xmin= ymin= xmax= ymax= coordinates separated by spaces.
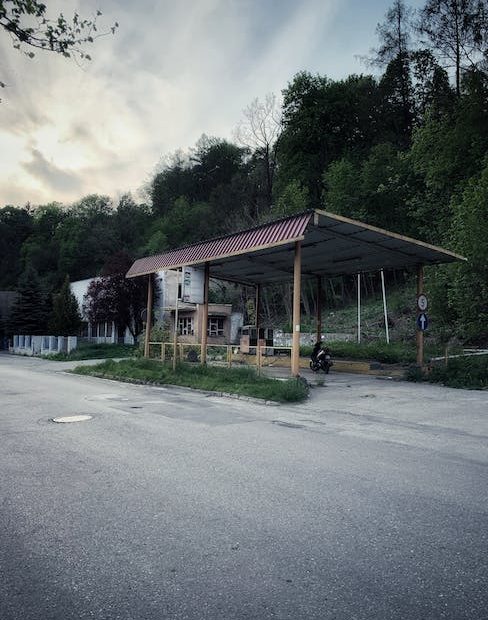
xmin=143 ymin=275 xmax=153 ymax=358
xmin=200 ymin=263 xmax=210 ymax=365
xmin=292 ymin=241 xmax=302 ymax=377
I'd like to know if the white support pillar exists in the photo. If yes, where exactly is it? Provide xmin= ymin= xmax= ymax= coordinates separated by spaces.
xmin=380 ymin=269 xmax=390 ymax=344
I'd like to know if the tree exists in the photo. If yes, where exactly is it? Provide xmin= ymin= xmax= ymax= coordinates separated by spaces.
xmin=83 ymin=252 xmax=148 ymax=343
xmin=0 ymin=205 xmax=33 ymax=288
xmin=56 ymin=194 xmax=119 ymax=281
xmin=447 ymin=161 xmax=488 ymax=341
xmin=323 ymin=158 xmax=362 ymax=219
xmin=20 ymin=202 xmax=65 ymax=290
xmin=0 ymin=1 xmax=117 ymax=59
xmin=417 ymin=0 xmax=488 ymax=96
xmin=49 ymin=275 xmax=82 ymax=336
xmin=7 ymin=265 xmax=49 ymax=335
xmin=234 ymin=93 xmax=282 ymax=215
xmin=277 ymin=72 xmax=385 ymax=206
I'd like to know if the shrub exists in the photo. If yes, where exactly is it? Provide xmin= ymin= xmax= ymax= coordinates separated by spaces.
xmin=406 ymin=355 xmax=488 ymax=389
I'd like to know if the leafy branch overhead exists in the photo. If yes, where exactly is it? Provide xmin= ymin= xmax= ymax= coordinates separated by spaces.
xmin=0 ymin=0 xmax=118 ymax=61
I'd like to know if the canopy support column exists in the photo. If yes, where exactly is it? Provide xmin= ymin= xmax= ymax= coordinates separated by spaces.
xmin=292 ymin=241 xmax=302 ymax=377
xmin=416 ymin=264 xmax=424 ymax=367
xmin=255 ymin=283 xmax=261 ymax=372
xmin=143 ymin=274 xmax=153 ymax=358
xmin=316 ymin=276 xmax=322 ymax=342
xmin=200 ymin=263 xmax=210 ymax=365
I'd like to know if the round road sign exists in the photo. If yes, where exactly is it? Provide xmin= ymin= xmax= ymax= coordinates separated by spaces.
xmin=417 ymin=294 xmax=428 ymax=312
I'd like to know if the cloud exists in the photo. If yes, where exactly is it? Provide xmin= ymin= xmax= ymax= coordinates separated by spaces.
xmin=0 ymin=0 xmax=400 ymax=208
xmin=22 ymin=148 xmax=84 ymax=194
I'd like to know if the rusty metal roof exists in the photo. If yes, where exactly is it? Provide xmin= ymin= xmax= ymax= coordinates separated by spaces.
xmin=126 ymin=212 xmax=313 ymax=279
xmin=127 ymin=209 xmax=465 ymax=284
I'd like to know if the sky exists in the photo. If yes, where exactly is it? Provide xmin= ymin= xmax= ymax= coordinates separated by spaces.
xmin=0 ymin=0 xmax=422 ymax=208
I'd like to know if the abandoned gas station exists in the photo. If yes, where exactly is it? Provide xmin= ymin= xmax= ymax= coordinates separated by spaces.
xmin=127 ymin=209 xmax=465 ymax=376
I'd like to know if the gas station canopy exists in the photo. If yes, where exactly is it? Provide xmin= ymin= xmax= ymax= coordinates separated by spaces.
xmin=127 ymin=209 xmax=464 ymax=284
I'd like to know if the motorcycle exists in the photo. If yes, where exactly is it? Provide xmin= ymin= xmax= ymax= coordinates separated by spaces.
xmin=309 ymin=345 xmax=333 ymax=374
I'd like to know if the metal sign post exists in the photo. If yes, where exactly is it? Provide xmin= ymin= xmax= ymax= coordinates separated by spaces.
xmin=416 ymin=265 xmax=425 ymax=366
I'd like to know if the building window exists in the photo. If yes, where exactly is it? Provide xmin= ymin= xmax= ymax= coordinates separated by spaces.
xmin=106 ymin=322 xmax=113 ymax=338
xmin=207 ymin=317 xmax=224 ymax=337
xmin=178 ymin=316 xmax=194 ymax=336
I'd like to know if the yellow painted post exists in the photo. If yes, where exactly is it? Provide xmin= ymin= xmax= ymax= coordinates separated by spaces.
xmin=143 ymin=275 xmax=153 ymax=358
xmin=292 ymin=241 xmax=302 ymax=377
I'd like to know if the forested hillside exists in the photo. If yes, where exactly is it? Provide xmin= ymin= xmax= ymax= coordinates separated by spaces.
xmin=1 ymin=0 xmax=487 ymax=344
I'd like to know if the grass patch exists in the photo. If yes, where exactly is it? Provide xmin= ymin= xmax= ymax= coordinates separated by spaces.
xmin=299 ymin=341 xmax=448 ymax=364
xmin=46 ymin=342 xmax=136 ymax=361
xmin=72 ymin=358 xmax=309 ymax=403
xmin=406 ymin=354 xmax=488 ymax=389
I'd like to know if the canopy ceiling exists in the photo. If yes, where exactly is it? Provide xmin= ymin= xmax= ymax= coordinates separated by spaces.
xmin=127 ymin=210 xmax=465 ymax=285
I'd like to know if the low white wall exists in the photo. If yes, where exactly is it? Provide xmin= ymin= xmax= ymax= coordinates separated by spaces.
xmin=12 ymin=335 xmax=78 ymax=356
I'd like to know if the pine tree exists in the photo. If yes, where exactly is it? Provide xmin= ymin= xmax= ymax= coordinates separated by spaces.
xmin=49 ymin=275 xmax=82 ymax=336
xmin=7 ymin=266 xmax=50 ymax=335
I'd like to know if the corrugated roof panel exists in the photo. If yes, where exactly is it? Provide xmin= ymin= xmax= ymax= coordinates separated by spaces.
xmin=127 ymin=212 xmax=312 ymax=278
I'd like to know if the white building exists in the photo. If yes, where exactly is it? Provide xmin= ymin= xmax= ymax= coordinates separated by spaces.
xmin=71 ymin=268 xmax=243 ymax=346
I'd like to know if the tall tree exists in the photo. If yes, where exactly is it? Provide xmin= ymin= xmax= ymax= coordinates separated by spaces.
xmin=0 ymin=205 xmax=33 ymax=288
xmin=278 ymin=72 xmax=384 ymax=206
xmin=49 ymin=275 xmax=82 ymax=336
xmin=7 ymin=265 xmax=49 ymax=335
xmin=373 ymin=0 xmax=416 ymax=144
xmin=417 ymin=0 xmax=488 ymax=96
xmin=235 ymin=93 xmax=282 ymax=217
xmin=83 ymin=252 xmax=148 ymax=343
xmin=448 ymin=161 xmax=488 ymax=341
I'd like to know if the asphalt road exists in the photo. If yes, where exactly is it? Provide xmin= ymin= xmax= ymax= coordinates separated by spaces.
xmin=1 ymin=353 xmax=487 ymax=620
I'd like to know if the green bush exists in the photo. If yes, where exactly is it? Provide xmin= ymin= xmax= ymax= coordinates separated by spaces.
xmin=300 ymin=340 xmax=451 ymax=364
xmin=406 ymin=355 xmax=488 ymax=389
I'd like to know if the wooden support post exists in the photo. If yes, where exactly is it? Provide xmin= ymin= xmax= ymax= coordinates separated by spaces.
xmin=201 ymin=263 xmax=210 ymax=365
xmin=316 ymin=276 xmax=322 ymax=343
xmin=292 ymin=241 xmax=302 ymax=377
xmin=173 ymin=269 xmax=180 ymax=371
xmin=256 ymin=283 xmax=261 ymax=373
xmin=416 ymin=264 xmax=424 ymax=367
xmin=143 ymin=275 xmax=153 ymax=358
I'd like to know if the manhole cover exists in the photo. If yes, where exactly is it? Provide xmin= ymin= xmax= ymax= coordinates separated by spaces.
xmin=52 ymin=415 xmax=93 ymax=423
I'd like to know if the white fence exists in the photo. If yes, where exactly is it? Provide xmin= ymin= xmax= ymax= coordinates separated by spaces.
xmin=11 ymin=335 xmax=78 ymax=356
